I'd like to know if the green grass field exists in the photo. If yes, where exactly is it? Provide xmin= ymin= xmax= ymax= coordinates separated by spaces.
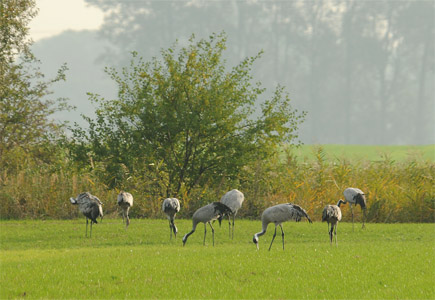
xmin=1 ymin=219 xmax=434 ymax=299
xmin=290 ymin=144 xmax=434 ymax=162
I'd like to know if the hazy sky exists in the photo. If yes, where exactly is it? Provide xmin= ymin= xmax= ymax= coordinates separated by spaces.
xmin=30 ymin=0 xmax=104 ymax=42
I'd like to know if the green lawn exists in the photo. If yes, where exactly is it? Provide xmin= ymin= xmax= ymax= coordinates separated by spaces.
xmin=1 ymin=219 xmax=434 ymax=299
xmin=289 ymin=144 xmax=434 ymax=162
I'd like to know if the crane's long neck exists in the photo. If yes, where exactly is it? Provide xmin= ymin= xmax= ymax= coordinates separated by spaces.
xmin=254 ymin=220 xmax=269 ymax=239
xmin=253 ymin=221 xmax=269 ymax=250
xmin=337 ymin=199 xmax=346 ymax=207
xmin=182 ymin=220 xmax=198 ymax=246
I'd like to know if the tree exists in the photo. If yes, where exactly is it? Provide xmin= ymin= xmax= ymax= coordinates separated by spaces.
xmin=0 ymin=0 xmax=70 ymax=168
xmin=71 ymin=33 xmax=305 ymax=195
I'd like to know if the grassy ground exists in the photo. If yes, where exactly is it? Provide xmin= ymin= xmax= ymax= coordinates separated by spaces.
xmin=290 ymin=144 xmax=434 ymax=162
xmin=1 ymin=219 xmax=434 ymax=299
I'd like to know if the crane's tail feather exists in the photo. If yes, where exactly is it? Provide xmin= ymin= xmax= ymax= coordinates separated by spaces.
xmin=291 ymin=204 xmax=313 ymax=223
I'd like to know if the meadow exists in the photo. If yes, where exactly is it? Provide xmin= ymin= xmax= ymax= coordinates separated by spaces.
xmin=289 ymin=144 xmax=434 ymax=162
xmin=1 ymin=218 xmax=434 ymax=299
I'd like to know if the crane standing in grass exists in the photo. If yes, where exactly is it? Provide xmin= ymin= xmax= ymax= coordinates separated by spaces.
xmin=253 ymin=203 xmax=312 ymax=251
xmin=70 ymin=192 xmax=103 ymax=237
xmin=343 ymin=187 xmax=367 ymax=230
xmin=162 ymin=198 xmax=181 ymax=239
xmin=219 ymin=189 xmax=245 ymax=239
xmin=117 ymin=191 xmax=133 ymax=229
xmin=182 ymin=202 xmax=232 ymax=246
xmin=322 ymin=200 xmax=345 ymax=245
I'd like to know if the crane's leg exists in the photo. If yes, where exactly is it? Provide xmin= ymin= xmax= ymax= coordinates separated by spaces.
xmin=326 ymin=221 xmax=331 ymax=244
xmin=362 ymin=209 xmax=366 ymax=229
xmin=172 ymin=221 xmax=178 ymax=239
xmin=90 ymin=221 xmax=93 ymax=238
xmin=329 ymin=224 xmax=333 ymax=244
xmin=350 ymin=204 xmax=354 ymax=232
xmin=169 ymin=220 xmax=173 ymax=240
xmin=279 ymin=224 xmax=285 ymax=250
xmin=203 ymin=223 xmax=207 ymax=246
xmin=268 ymin=225 xmax=278 ymax=251
xmin=86 ymin=218 xmax=89 ymax=238
xmin=208 ymin=222 xmax=215 ymax=246
xmin=231 ymin=213 xmax=236 ymax=240
xmin=228 ymin=215 xmax=231 ymax=238
xmin=334 ymin=222 xmax=338 ymax=245
xmin=125 ymin=207 xmax=130 ymax=229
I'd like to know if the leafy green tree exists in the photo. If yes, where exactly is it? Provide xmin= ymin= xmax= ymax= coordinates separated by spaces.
xmin=0 ymin=0 xmax=70 ymax=169
xmin=71 ymin=33 xmax=305 ymax=195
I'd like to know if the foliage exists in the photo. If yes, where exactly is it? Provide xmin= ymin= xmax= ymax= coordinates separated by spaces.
xmin=0 ymin=0 xmax=71 ymax=171
xmin=70 ymin=33 xmax=305 ymax=195
xmin=0 ymin=0 xmax=36 ymax=62
xmin=1 ymin=220 xmax=434 ymax=299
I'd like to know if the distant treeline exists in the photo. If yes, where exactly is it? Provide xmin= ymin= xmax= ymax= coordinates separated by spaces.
xmin=82 ymin=0 xmax=434 ymax=145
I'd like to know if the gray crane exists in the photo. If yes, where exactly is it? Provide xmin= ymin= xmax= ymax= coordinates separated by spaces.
xmin=253 ymin=203 xmax=312 ymax=251
xmin=343 ymin=187 xmax=367 ymax=230
xmin=182 ymin=202 xmax=232 ymax=246
xmin=322 ymin=199 xmax=345 ymax=245
xmin=70 ymin=192 xmax=103 ymax=237
xmin=219 ymin=189 xmax=245 ymax=239
xmin=162 ymin=198 xmax=180 ymax=239
xmin=117 ymin=191 xmax=133 ymax=229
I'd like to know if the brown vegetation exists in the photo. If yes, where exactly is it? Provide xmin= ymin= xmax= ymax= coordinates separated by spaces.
xmin=1 ymin=148 xmax=433 ymax=223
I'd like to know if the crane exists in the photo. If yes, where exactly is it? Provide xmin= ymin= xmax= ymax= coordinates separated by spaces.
xmin=117 ymin=191 xmax=133 ymax=229
xmin=322 ymin=199 xmax=345 ymax=245
xmin=182 ymin=202 xmax=232 ymax=246
xmin=343 ymin=187 xmax=367 ymax=230
xmin=162 ymin=198 xmax=181 ymax=239
xmin=70 ymin=192 xmax=103 ymax=237
xmin=219 ymin=189 xmax=245 ymax=239
xmin=253 ymin=203 xmax=312 ymax=251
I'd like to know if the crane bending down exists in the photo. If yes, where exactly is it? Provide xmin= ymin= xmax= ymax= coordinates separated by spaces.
xmin=70 ymin=192 xmax=103 ymax=237
xmin=343 ymin=187 xmax=367 ymax=230
xmin=219 ymin=189 xmax=245 ymax=239
xmin=162 ymin=198 xmax=180 ymax=239
xmin=322 ymin=200 xmax=345 ymax=245
xmin=117 ymin=191 xmax=133 ymax=229
xmin=253 ymin=203 xmax=312 ymax=251
xmin=182 ymin=202 xmax=232 ymax=246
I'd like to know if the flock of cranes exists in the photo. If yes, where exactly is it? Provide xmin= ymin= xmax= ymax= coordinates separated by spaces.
xmin=70 ymin=187 xmax=367 ymax=249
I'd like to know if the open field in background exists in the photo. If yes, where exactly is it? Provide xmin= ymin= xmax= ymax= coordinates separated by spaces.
xmin=289 ymin=144 xmax=435 ymax=162
xmin=1 ymin=219 xmax=434 ymax=299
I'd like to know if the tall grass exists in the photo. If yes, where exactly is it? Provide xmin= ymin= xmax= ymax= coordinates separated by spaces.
xmin=0 ymin=146 xmax=433 ymax=222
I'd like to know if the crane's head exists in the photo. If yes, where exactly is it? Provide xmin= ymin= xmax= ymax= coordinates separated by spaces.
xmin=337 ymin=199 xmax=346 ymax=207
xmin=253 ymin=235 xmax=259 ymax=250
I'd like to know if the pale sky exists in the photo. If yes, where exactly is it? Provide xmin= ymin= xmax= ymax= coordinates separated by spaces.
xmin=29 ymin=0 xmax=105 ymax=42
